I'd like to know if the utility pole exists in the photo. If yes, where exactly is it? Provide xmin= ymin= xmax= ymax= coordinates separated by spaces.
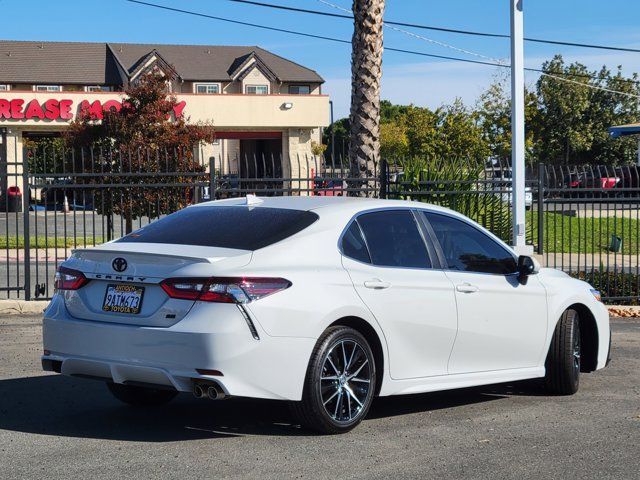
xmin=510 ymin=0 xmax=530 ymax=254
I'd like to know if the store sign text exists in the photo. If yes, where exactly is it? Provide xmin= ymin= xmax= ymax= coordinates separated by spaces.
xmin=0 ymin=98 xmax=186 ymax=121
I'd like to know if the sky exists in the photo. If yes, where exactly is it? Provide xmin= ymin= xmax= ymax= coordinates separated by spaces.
xmin=2 ymin=0 xmax=640 ymax=119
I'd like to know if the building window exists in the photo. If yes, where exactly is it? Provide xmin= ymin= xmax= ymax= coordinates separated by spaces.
xmin=85 ymin=86 xmax=113 ymax=92
xmin=245 ymin=85 xmax=268 ymax=95
xmin=0 ymin=85 xmax=9 ymax=91
xmin=195 ymin=83 xmax=221 ymax=94
xmin=288 ymin=85 xmax=310 ymax=95
xmin=35 ymin=85 xmax=62 ymax=92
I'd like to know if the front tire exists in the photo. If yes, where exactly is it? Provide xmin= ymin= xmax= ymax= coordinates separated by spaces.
xmin=544 ymin=309 xmax=581 ymax=395
xmin=106 ymin=382 xmax=178 ymax=407
xmin=292 ymin=326 xmax=376 ymax=434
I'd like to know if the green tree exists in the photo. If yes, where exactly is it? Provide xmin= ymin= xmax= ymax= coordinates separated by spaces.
xmin=380 ymin=122 xmax=409 ymax=158
xmin=535 ymin=54 xmax=640 ymax=165
xmin=434 ymin=99 xmax=490 ymax=162
xmin=537 ymin=55 xmax=594 ymax=164
xmin=477 ymin=75 xmax=541 ymax=165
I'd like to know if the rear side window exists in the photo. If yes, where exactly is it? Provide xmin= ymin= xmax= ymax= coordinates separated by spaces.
xmin=423 ymin=212 xmax=517 ymax=274
xmin=341 ymin=221 xmax=371 ymax=263
xmin=357 ymin=210 xmax=431 ymax=268
xmin=117 ymin=206 xmax=319 ymax=250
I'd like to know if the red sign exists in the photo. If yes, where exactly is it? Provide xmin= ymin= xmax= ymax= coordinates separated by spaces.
xmin=0 ymin=98 xmax=186 ymax=121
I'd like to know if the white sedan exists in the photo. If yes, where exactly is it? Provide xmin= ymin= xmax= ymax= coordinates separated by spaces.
xmin=42 ymin=196 xmax=610 ymax=434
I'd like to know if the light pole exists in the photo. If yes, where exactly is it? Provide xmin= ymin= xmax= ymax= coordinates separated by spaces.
xmin=329 ymin=100 xmax=335 ymax=163
xmin=510 ymin=0 xmax=530 ymax=254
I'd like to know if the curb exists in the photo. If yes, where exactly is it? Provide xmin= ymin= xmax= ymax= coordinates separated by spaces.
xmin=0 ymin=300 xmax=49 ymax=316
xmin=607 ymin=306 xmax=640 ymax=318
xmin=0 ymin=299 xmax=638 ymax=318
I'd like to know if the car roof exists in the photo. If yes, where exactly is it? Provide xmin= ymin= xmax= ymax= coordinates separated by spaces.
xmin=192 ymin=195 xmax=454 ymax=216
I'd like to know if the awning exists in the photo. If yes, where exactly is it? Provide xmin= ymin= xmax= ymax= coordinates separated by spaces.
xmin=609 ymin=122 xmax=640 ymax=138
xmin=214 ymin=131 xmax=282 ymax=140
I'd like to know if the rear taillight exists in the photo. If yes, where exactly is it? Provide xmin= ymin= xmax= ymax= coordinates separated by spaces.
xmin=54 ymin=266 xmax=89 ymax=291
xmin=160 ymin=277 xmax=291 ymax=304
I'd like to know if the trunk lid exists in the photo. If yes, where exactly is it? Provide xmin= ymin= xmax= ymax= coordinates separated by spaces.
xmin=62 ymin=243 xmax=252 ymax=327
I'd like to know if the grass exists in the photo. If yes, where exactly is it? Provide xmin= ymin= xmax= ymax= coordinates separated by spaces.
xmin=1 ymin=212 xmax=640 ymax=255
xmin=0 ymin=236 xmax=105 ymax=249
xmin=527 ymin=212 xmax=640 ymax=254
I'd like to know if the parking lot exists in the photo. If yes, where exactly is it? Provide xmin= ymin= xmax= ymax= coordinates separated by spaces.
xmin=1 ymin=315 xmax=639 ymax=479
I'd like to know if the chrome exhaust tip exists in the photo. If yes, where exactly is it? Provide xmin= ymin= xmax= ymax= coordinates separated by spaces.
xmin=193 ymin=381 xmax=226 ymax=400
xmin=193 ymin=383 xmax=205 ymax=399
xmin=206 ymin=386 xmax=220 ymax=400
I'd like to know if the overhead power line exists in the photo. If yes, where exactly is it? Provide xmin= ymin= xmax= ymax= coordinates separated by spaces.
xmin=223 ymin=0 xmax=640 ymax=54
xmin=316 ymin=0 xmax=638 ymax=97
xmin=316 ymin=0 xmax=507 ymax=65
xmin=124 ymin=0 xmax=640 ymax=98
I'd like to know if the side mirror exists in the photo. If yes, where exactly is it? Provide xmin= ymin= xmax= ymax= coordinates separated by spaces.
xmin=517 ymin=255 xmax=540 ymax=279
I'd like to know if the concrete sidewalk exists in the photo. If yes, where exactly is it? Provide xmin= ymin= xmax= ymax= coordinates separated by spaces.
xmin=0 ymin=300 xmax=49 ymax=316
xmin=2 ymin=298 xmax=639 ymax=318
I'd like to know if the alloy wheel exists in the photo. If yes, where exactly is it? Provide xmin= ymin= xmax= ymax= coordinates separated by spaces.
xmin=320 ymin=339 xmax=372 ymax=423
xmin=573 ymin=324 xmax=581 ymax=374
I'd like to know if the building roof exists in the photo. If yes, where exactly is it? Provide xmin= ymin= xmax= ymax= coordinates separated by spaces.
xmin=609 ymin=122 xmax=640 ymax=138
xmin=0 ymin=40 xmax=324 ymax=85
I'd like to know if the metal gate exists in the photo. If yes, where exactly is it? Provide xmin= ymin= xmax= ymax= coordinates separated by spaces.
xmin=0 ymin=128 xmax=28 ymax=299
xmin=2 ymin=146 xmax=210 ymax=301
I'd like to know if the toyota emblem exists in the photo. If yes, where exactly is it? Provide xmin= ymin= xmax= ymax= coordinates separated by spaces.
xmin=112 ymin=257 xmax=128 ymax=272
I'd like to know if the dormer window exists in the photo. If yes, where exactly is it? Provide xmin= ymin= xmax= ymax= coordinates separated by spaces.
xmin=246 ymin=85 xmax=268 ymax=95
xmin=195 ymin=83 xmax=221 ymax=94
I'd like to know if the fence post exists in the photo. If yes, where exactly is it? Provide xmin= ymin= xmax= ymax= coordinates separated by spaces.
xmin=22 ymin=146 xmax=31 ymax=301
xmin=379 ymin=158 xmax=388 ymax=199
xmin=209 ymin=156 xmax=216 ymax=200
xmin=537 ymin=162 xmax=545 ymax=255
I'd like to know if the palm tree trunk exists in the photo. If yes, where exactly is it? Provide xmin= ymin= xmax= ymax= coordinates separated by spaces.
xmin=349 ymin=0 xmax=385 ymax=197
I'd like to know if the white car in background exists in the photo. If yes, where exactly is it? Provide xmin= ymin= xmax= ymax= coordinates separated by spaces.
xmin=42 ymin=196 xmax=610 ymax=434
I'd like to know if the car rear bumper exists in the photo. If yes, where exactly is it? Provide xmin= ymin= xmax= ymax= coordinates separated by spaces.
xmin=41 ymin=295 xmax=316 ymax=401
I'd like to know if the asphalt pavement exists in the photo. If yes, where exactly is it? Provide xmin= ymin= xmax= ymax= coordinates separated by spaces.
xmin=0 ymin=316 xmax=639 ymax=479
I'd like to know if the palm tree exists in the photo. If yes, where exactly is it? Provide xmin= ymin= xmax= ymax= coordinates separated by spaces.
xmin=349 ymin=0 xmax=385 ymax=196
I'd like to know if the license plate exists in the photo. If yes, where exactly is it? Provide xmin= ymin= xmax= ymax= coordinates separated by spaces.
xmin=102 ymin=284 xmax=145 ymax=314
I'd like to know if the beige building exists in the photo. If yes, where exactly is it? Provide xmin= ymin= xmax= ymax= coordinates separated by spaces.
xmin=0 ymin=40 xmax=330 ymax=193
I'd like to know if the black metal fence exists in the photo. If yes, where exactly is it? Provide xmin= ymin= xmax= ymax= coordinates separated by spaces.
xmin=2 ymin=147 xmax=640 ymax=303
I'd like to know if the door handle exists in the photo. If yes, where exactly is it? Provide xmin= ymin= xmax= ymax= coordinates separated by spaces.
xmin=456 ymin=283 xmax=479 ymax=293
xmin=364 ymin=279 xmax=391 ymax=290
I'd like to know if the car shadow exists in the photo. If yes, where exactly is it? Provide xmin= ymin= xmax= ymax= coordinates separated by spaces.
xmin=0 ymin=375 xmax=547 ymax=441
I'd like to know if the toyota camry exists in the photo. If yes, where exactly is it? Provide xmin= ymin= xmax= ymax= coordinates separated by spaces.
xmin=42 ymin=196 xmax=611 ymax=434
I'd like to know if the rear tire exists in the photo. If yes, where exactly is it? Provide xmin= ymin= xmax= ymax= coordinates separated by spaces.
xmin=291 ymin=326 xmax=376 ymax=434
xmin=106 ymin=382 xmax=178 ymax=407
xmin=544 ymin=309 xmax=581 ymax=395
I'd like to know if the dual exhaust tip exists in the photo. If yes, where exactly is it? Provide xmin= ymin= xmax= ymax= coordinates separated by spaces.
xmin=193 ymin=381 xmax=225 ymax=400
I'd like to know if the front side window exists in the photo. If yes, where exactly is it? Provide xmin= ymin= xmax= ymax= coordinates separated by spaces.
xmin=195 ymin=83 xmax=220 ymax=94
xmin=0 ymin=84 xmax=9 ymax=91
xmin=246 ymin=85 xmax=268 ymax=95
xmin=423 ymin=212 xmax=517 ymax=275
xmin=341 ymin=221 xmax=370 ymax=264
xmin=288 ymin=85 xmax=310 ymax=95
xmin=357 ymin=210 xmax=431 ymax=268
xmin=35 ymin=85 xmax=62 ymax=92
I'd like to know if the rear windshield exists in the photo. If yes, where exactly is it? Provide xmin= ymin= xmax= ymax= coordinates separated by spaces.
xmin=116 ymin=206 xmax=319 ymax=250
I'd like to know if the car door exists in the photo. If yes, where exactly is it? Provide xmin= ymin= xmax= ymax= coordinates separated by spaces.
xmin=341 ymin=209 xmax=458 ymax=380
xmin=422 ymin=211 xmax=548 ymax=374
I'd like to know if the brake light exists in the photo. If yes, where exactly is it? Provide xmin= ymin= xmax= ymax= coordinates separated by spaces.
xmin=54 ymin=266 xmax=89 ymax=290
xmin=160 ymin=277 xmax=291 ymax=303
